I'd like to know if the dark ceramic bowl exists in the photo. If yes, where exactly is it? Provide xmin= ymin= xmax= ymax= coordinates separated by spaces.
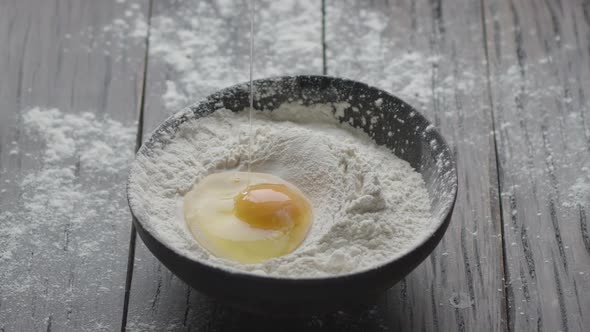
xmin=128 ymin=75 xmax=458 ymax=314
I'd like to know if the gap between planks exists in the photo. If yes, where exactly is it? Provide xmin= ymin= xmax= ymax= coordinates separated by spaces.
xmin=479 ymin=0 xmax=511 ymax=330
xmin=121 ymin=0 xmax=154 ymax=331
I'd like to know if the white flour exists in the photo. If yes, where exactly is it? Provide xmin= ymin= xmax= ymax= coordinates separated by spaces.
xmin=563 ymin=165 xmax=590 ymax=208
xmin=0 ymin=108 xmax=135 ymax=306
xmin=146 ymin=0 xmax=322 ymax=110
xmin=129 ymin=102 xmax=433 ymax=278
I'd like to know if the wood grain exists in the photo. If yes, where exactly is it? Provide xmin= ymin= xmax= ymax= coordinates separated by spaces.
xmin=0 ymin=0 xmax=148 ymax=330
xmin=483 ymin=0 xmax=590 ymax=330
xmin=1 ymin=0 xmax=587 ymax=330
xmin=125 ymin=1 xmax=327 ymax=330
xmin=325 ymin=0 xmax=506 ymax=330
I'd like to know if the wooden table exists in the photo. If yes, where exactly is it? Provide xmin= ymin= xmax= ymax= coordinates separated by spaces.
xmin=1 ymin=0 xmax=588 ymax=331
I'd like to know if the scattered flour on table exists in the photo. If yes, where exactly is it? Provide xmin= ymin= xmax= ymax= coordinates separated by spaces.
xmin=129 ymin=0 xmax=474 ymax=115
xmin=88 ymin=0 xmax=321 ymax=110
xmin=70 ymin=1 xmax=146 ymax=61
xmin=563 ymin=165 xmax=590 ymax=208
xmin=0 ymin=108 xmax=135 ymax=319
xmin=145 ymin=0 xmax=323 ymax=110
xmin=92 ymin=0 xmax=473 ymax=113
xmin=129 ymin=103 xmax=433 ymax=278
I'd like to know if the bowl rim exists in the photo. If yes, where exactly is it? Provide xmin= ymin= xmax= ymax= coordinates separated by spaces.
xmin=127 ymin=74 xmax=459 ymax=283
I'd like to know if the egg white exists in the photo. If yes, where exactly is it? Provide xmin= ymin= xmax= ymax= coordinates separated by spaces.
xmin=183 ymin=171 xmax=311 ymax=263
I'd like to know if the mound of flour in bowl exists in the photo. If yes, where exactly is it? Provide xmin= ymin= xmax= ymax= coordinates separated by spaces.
xmin=129 ymin=102 xmax=433 ymax=278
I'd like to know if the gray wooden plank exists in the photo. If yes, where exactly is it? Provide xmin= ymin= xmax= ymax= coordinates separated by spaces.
xmin=125 ymin=0 xmax=328 ymax=330
xmin=325 ymin=0 xmax=506 ymax=330
xmin=483 ymin=0 xmax=590 ymax=330
xmin=0 ymin=0 xmax=149 ymax=330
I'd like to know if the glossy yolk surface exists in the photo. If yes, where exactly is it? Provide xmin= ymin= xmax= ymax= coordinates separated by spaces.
xmin=234 ymin=183 xmax=308 ymax=231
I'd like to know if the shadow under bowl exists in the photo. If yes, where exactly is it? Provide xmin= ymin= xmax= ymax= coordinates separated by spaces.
xmin=127 ymin=75 xmax=458 ymax=314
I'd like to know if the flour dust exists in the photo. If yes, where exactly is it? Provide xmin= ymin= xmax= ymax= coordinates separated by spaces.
xmin=0 ymin=108 xmax=136 ymax=328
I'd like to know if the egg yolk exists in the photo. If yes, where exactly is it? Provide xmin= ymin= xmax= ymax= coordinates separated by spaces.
xmin=234 ymin=183 xmax=308 ymax=231
xmin=183 ymin=172 xmax=313 ymax=264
